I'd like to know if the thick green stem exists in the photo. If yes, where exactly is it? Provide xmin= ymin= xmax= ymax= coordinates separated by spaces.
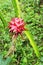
xmin=12 ymin=0 xmax=20 ymax=17
xmin=24 ymin=31 xmax=40 ymax=57
xmin=12 ymin=0 xmax=40 ymax=58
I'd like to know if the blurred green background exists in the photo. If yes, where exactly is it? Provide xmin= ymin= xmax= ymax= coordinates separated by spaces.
xmin=0 ymin=0 xmax=43 ymax=65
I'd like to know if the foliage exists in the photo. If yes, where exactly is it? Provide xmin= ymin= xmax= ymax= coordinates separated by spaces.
xmin=0 ymin=55 xmax=11 ymax=65
xmin=0 ymin=0 xmax=43 ymax=65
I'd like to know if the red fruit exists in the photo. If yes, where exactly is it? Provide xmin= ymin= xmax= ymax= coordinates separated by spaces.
xmin=9 ymin=18 xmax=26 ymax=36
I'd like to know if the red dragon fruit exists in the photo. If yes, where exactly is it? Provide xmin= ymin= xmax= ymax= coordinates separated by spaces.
xmin=9 ymin=18 xmax=26 ymax=36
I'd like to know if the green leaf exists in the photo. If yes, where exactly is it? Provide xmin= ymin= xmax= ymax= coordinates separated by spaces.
xmin=23 ymin=57 xmax=27 ymax=63
xmin=0 ymin=55 xmax=12 ymax=65
xmin=41 ymin=57 xmax=43 ymax=62
xmin=5 ymin=57 xmax=12 ymax=65
xmin=0 ymin=11 xmax=6 ymax=28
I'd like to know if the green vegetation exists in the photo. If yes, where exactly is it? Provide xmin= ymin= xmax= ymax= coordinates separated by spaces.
xmin=0 ymin=0 xmax=43 ymax=65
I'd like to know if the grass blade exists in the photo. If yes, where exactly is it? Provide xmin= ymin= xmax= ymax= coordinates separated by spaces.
xmin=24 ymin=31 xmax=40 ymax=57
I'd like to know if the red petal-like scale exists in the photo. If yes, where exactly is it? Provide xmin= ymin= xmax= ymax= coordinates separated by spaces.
xmin=8 ymin=18 xmax=25 ymax=36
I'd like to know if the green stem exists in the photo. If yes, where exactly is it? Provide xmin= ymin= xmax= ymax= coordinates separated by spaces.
xmin=24 ymin=31 xmax=40 ymax=57
xmin=12 ymin=0 xmax=40 ymax=58
xmin=12 ymin=0 xmax=21 ymax=17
